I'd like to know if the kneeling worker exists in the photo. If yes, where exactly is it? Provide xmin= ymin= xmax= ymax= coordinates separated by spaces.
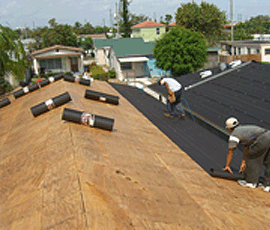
xmin=224 ymin=117 xmax=270 ymax=192
xmin=158 ymin=77 xmax=185 ymax=118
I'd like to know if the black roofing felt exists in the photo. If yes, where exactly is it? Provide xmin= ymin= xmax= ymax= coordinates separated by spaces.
xmin=150 ymin=61 xmax=270 ymax=131
xmin=110 ymin=83 xmax=243 ymax=174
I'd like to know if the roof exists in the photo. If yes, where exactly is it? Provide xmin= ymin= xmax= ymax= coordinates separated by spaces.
xmin=220 ymin=40 xmax=270 ymax=46
xmin=168 ymin=22 xmax=176 ymax=27
xmin=94 ymin=38 xmax=155 ymax=57
xmin=31 ymin=45 xmax=84 ymax=56
xmin=77 ymin=33 xmax=107 ymax=40
xmin=1 ymin=73 xmax=270 ymax=229
xmin=131 ymin=20 xmax=166 ymax=29
xmin=150 ymin=61 xmax=270 ymax=131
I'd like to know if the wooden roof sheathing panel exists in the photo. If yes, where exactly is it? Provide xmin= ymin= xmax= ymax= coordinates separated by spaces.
xmin=1 ymin=79 xmax=270 ymax=229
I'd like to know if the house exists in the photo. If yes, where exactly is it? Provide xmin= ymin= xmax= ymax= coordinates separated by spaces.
xmin=252 ymin=34 xmax=270 ymax=41
xmin=30 ymin=45 xmax=85 ymax=75
xmin=131 ymin=20 xmax=166 ymax=42
xmin=219 ymin=40 xmax=270 ymax=63
xmin=94 ymin=38 xmax=170 ymax=80
xmin=76 ymin=33 xmax=107 ymax=41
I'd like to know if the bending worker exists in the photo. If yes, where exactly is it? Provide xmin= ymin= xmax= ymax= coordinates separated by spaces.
xmin=158 ymin=77 xmax=185 ymax=118
xmin=224 ymin=117 xmax=270 ymax=193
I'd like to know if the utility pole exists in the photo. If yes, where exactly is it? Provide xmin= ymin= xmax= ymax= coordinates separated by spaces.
xmin=230 ymin=0 xmax=233 ymax=41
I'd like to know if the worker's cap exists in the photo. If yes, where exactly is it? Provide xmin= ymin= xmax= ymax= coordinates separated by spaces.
xmin=225 ymin=117 xmax=239 ymax=129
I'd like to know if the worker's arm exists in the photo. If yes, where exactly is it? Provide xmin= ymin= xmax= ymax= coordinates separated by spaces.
xmin=223 ymin=148 xmax=234 ymax=173
xmin=164 ymin=82 xmax=173 ymax=95
xmin=239 ymin=146 xmax=249 ymax=173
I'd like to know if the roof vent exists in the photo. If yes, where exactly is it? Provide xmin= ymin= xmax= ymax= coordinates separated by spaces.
xmin=219 ymin=62 xmax=227 ymax=71
xmin=200 ymin=70 xmax=212 ymax=78
xmin=229 ymin=60 xmax=242 ymax=68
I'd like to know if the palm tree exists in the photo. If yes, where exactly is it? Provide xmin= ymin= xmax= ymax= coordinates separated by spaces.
xmin=0 ymin=25 xmax=30 ymax=93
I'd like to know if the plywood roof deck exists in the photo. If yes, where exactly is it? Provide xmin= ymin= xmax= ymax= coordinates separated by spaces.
xmin=0 ymin=80 xmax=269 ymax=229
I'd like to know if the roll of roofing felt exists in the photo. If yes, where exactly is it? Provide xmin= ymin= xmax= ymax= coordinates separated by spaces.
xmin=79 ymin=78 xmax=91 ymax=86
xmin=64 ymin=74 xmax=75 ymax=82
xmin=0 ymin=98 xmax=11 ymax=108
xmin=28 ymin=83 xmax=40 ymax=92
xmin=209 ymin=168 xmax=245 ymax=181
xmin=62 ymin=108 xmax=114 ymax=131
xmin=13 ymin=83 xmax=40 ymax=99
xmin=31 ymin=92 xmax=72 ymax=117
xmin=64 ymin=74 xmax=91 ymax=86
xmin=13 ymin=89 xmax=25 ymax=99
xmin=84 ymin=89 xmax=119 ymax=105
xmin=39 ymin=79 xmax=50 ymax=87
xmin=53 ymin=72 xmax=64 ymax=81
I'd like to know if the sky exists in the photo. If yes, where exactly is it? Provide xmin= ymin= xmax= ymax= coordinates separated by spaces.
xmin=0 ymin=0 xmax=269 ymax=30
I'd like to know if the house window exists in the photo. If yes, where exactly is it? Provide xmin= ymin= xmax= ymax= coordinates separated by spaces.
xmin=265 ymin=49 xmax=270 ymax=55
xmin=120 ymin=62 xmax=132 ymax=70
xmin=247 ymin=48 xmax=251 ymax=54
xmin=156 ymin=28 xmax=160 ymax=35
xmin=39 ymin=58 xmax=62 ymax=70
xmin=238 ymin=47 xmax=241 ymax=55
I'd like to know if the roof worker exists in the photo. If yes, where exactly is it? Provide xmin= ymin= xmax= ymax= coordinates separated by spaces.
xmin=158 ymin=77 xmax=185 ymax=118
xmin=224 ymin=117 xmax=270 ymax=192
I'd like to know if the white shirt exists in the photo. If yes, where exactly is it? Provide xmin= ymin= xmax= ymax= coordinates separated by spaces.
xmin=160 ymin=78 xmax=181 ymax=92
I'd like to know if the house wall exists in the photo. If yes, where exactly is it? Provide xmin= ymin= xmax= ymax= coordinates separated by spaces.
xmin=261 ymin=45 xmax=270 ymax=62
xmin=147 ymin=56 xmax=171 ymax=77
xmin=219 ymin=42 xmax=270 ymax=63
xmin=132 ymin=27 xmax=166 ymax=41
xmin=33 ymin=56 xmax=81 ymax=75
xmin=95 ymin=48 xmax=110 ymax=66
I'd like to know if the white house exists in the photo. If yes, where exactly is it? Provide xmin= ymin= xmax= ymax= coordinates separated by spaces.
xmin=30 ymin=45 xmax=85 ymax=75
xmin=219 ymin=40 xmax=270 ymax=63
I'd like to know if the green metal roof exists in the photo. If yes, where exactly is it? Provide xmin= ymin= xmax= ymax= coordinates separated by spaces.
xmin=94 ymin=38 xmax=155 ymax=57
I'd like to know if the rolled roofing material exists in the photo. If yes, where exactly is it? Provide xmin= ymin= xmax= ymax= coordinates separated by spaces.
xmin=30 ymin=92 xmax=71 ymax=117
xmin=13 ymin=83 xmax=40 ymax=99
xmin=84 ymin=89 xmax=119 ymax=105
xmin=39 ymin=79 xmax=50 ymax=87
xmin=53 ymin=72 xmax=64 ymax=81
xmin=0 ymin=98 xmax=11 ymax=108
xmin=62 ymin=108 xmax=114 ymax=131
xmin=209 ymin=168 xmax=245 ymax=181
xmin=64 ymin=74 xmax=91 ymax=86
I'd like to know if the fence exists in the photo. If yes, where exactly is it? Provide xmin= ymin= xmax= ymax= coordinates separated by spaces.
xmin=219 ymin=54 xmax=261 ymax=64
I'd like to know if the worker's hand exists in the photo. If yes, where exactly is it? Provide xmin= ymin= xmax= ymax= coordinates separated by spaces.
xmin=239 ymin=160 xmax=246 ymax=173
xmin=223 ymin=166 xmax=233 ymax=174
xmin=168 ymin=90 xmax=173 ymax=96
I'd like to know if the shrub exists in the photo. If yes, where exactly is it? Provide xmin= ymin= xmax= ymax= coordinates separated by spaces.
xmin=108 ymin=68 xmax=116 ymax=79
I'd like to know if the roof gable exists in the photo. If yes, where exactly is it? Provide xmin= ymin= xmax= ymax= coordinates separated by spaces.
xmin=31 ymin=45 xmax=84 ymax=57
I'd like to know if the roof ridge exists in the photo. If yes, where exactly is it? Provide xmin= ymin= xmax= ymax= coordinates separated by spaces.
xmin=184 ymin=61 xmax=252 ymax=91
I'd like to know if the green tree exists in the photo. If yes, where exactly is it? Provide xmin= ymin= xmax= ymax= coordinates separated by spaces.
xmin=42 ymin=24 xmax=78 ymax=48
xmin=130 ymin=14 xmax=150 ymax=26
xmin=176 ymin=1 xmax=226 ymax=45
xmin=228 ymin=22 xmax=254 ymax=40
xmin=153 ymin=26 xmax=208 ymax=76
xmin=120 ymin=0 xmax=132 ymax=37
xmin=0 ymin=25 xmax=30 ymax=92
xmin=78 ymin=37 xmax=93 ymax=51
xmin=48 ymin=18 xmax=58 ymax=28
xmin=243 ymin=15 xmax=270 ymax=34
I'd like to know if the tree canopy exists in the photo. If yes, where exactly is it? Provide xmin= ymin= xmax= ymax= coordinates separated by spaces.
xmin=153 ymin=26 xmax=208 ymax=76
xmin=176 ymin=1 xmax=226 ymax=45
xmin=0 ymin=25 xmax=30 ymax=93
